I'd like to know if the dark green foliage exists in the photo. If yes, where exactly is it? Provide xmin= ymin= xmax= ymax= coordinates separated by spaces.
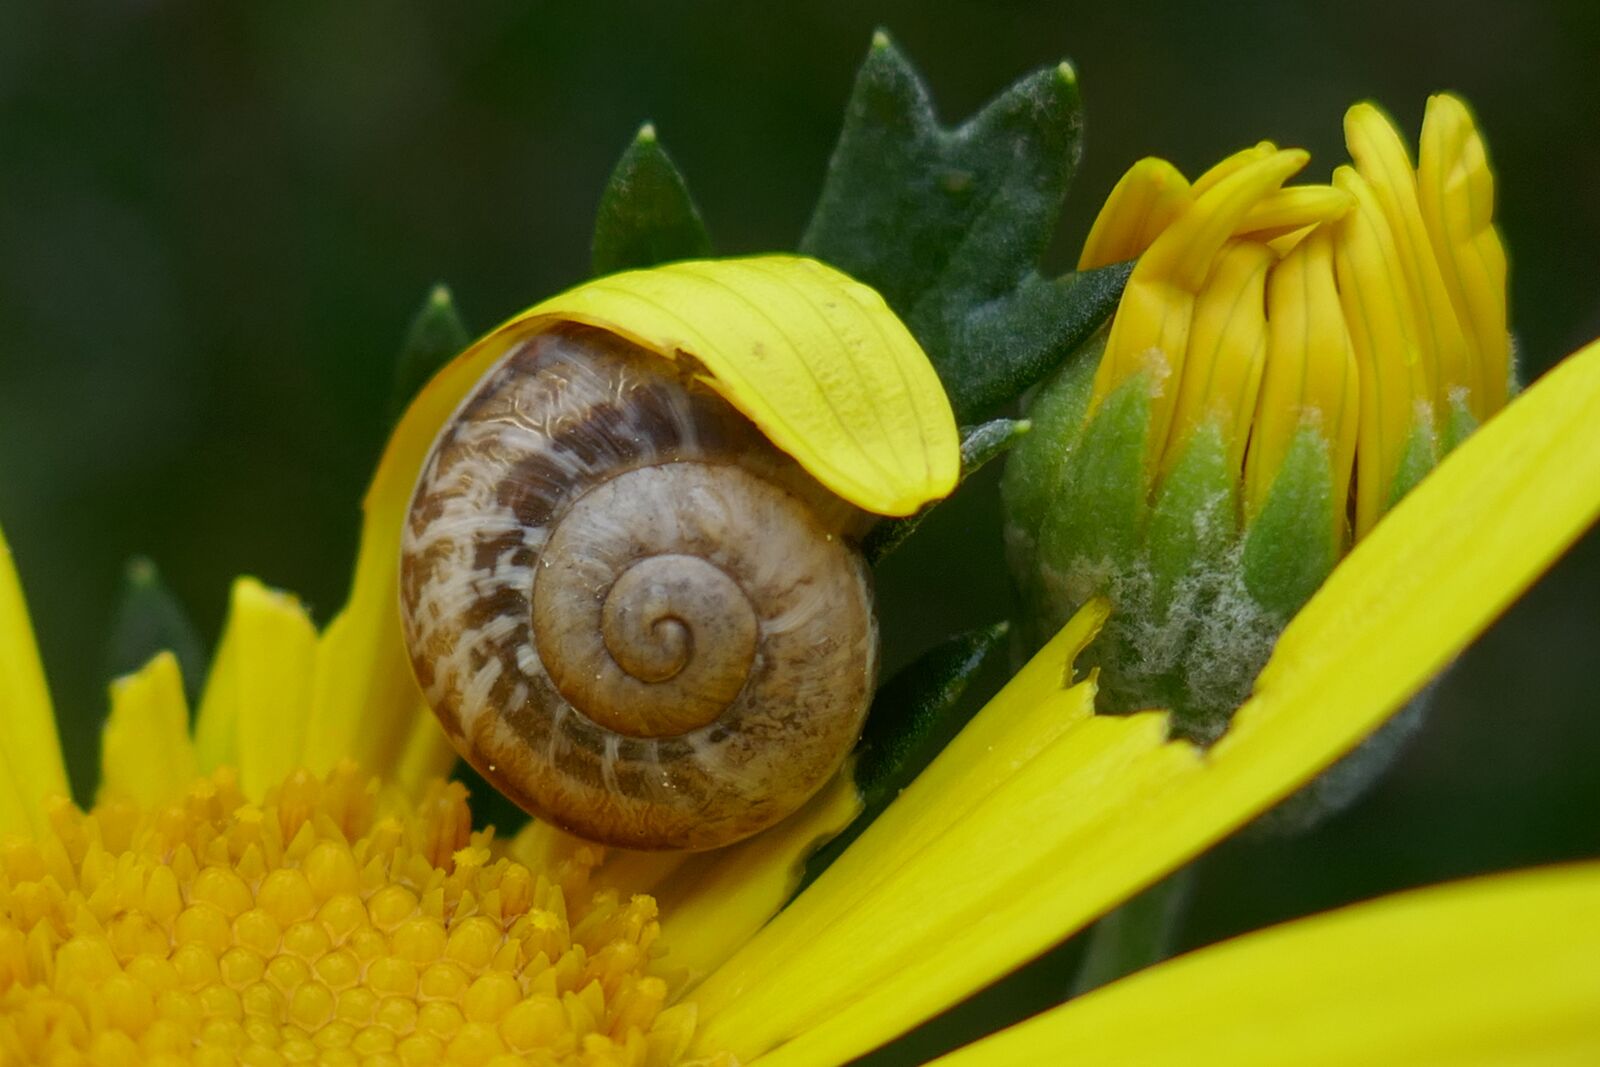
xmin=801 ymin=31 xmax=1128 ymax=421
xmin=388 ymin=284 xmax=470 ymax=422
xmin=799 ymin=622 xmax=1010 ymax=891
xmin=105 ymin=557 xmax=208 ymax=709
xmin=591 ymin=124 xmax=713 ymax=277
xmin=864 ymin=417 xmax=1031 ymax=564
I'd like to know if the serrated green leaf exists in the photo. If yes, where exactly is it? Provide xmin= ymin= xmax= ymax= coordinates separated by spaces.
xmin=801 ymin=31 xmax=1127 ymax=420
xmin=591 ymin=123 xmax=712 ymax=277
xmin=797 ymin=621 xmax=1010 ymax=892
xmin=106 ymin=556 xmax=207 ymax=708
xmin=388 ymin=283 xmax=469 ymax=422
xmin=863 ymin=417 xmax=1032 ymax=563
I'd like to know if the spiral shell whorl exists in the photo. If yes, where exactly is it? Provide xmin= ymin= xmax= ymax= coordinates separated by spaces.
xmin=400 ymin=325 xmax=876 ymax=850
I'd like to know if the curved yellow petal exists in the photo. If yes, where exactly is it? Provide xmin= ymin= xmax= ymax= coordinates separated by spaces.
xmin=1346 ymin=102 xmax=1475 ymax=416
xmin=514 ymin=256 xmax=959 ymax=516
xmin=1332 ymin=164 xmax=1432 ymax=536
xmin=0 ymin=527 xmax=68 ymax=838
xmin=1078 ymin=158 xmax=1192 ymax=270
xmin=1419 ymin=92 xmax=1509 ymax=415
xmin=698 ymin=337 xmax=1600 ymax=1067
xmin=1235 ymin=184 xmax=1353 ymax=238
xmin=99 ymin=652 xmax=198 ymax=808
xmin=934 ymin=863 xmax=1600 ymax=1066
xmin=1190 ymin=141 xmax=1278 ymax=197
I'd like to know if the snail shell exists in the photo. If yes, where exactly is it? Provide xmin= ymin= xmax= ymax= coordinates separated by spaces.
xmin=400 ymin=322 xmax=878 ymax=850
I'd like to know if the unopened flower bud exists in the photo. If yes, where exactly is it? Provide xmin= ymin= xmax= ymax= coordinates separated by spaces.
xmin=1005 ymin=95 xmax=1510 ymax=752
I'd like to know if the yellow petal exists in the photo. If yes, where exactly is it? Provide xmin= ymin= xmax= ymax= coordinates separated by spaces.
xmin=0 ymin=527 xmax=68 ymax=838
xmin=1235 ymin=184 xmax=1353 ymax=238
xmin=99 ymin=652 xmax=199 ymax=808
xmin=1189 ymin=141 xmax=1278 ymax=197
xmin=933 ymin=863 xmax=1600 ymax=1066
xmin=1332 ymin=164 xmax=1433 ymax=536
xmin=1418 ymin=92 xmax=1509 ymax=416
xmin=1345 ymin=102 xmax=1475 ymax=417
xmin=514 ymin=256 xmax=959 ymax=516
xmin=1163 ymin=240 xmax=1272 ymax=479
xmin=1078 ymin=158 xmax=1192 ymax=270
xmin=656 ymin=770 xmax=863 ymax=991
xmin=1244 ymin=228 xmax=1360 ymax=535
xmin=1095 ymin=150 xmax=1309 ymax=471
xmin=193 ymin=577 xmax=317 ymax=797
xmin=706 ymin=337 xmax=1600 ymax=1067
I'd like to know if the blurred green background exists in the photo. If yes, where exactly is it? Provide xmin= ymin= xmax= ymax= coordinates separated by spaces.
xmin=2 ymin=0 xmax=1598 ymax=1056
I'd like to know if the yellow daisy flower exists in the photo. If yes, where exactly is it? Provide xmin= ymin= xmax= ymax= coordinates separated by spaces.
xmin=4 ymin=134 xmax=1600 ymax=1067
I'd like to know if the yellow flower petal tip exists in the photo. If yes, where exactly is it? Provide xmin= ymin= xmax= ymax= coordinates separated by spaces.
xmin=0 ymin=525 xmax=69 ymax=840
xmin=427 ymin=255 xmax=960 ymax=517
xmin=1078 ymin=157 xmax=1192 ymax=270
xmin=99 ymin=651 xmax=199 ymax=809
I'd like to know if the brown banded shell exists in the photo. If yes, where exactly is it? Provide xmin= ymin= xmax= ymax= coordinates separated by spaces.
xmin=399 ymin=323 xmax=878 ymax=851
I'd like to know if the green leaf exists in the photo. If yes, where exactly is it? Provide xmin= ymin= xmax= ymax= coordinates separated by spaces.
xmin=591 ymin=123 xmax=712 ymax=277
xmin=388 ymin=283 xmax=469 ymax=422
xmin=798 ymin=622 xmax=1010 ymax=891
xmin=863 ymin=417 xmax=1032 ymax=563
xmin=801 ymin=31 xmax=1128 ymax=420
xmin=105 ymin=556 xmax=207 ymax=708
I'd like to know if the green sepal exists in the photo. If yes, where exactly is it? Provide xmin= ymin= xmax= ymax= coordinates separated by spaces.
xmin=105 ymin=556 xmax=208 ymax=709
xmin=1146 ymin=423 xmax=1239 ymax=604
xmin=863 ymin=417 xmax=1031 ymax=564
xmin=1440 ymin=391 xmax=1480 ymax=455
xmin=797 ymin=622 xmax=1009 ymax=892
xmin=999 ymin=333 xmax=1100 ymax=555
xmin=801 ymin=31 xmax=1126 ymax=421
xmin=1388 ymin=412 xmax=1440 ymax=509
xmin=1241 ymin=426 xmax=1340 ymax=618
xmin=1036 ymin=371 xmax=1153 ymax=578
xmin=591 ymin=124 xmax=712 ymax=277
xmin=1071 ymin=867 xmax=1194 ymax=996
xmin=388 ymin=284 xmax=470 ymax=422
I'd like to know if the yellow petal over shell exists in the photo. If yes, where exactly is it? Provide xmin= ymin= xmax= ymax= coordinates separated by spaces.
xmin=504 ymin=256 xmax=960 ymax=517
